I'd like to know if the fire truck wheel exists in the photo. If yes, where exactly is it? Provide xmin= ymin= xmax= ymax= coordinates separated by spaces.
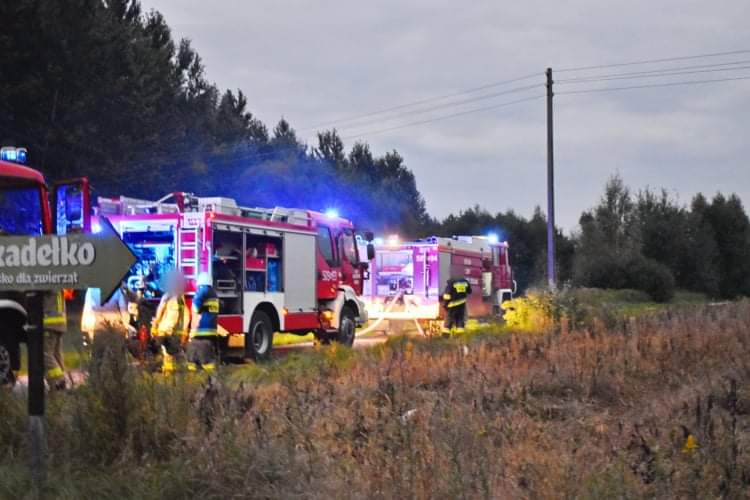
xmin=247 ymin=311 xmax=274 ymax=361
xmin=335 ymin=306 xmax=356 ymax=347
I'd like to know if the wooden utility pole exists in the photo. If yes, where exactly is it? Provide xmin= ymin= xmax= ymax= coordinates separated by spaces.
xmin=545 ymin=68 xmax=556 ymax=289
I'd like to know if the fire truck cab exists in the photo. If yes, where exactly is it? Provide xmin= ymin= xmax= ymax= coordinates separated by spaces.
xmin=0 ymin=152 xmax=90 ymax=385
xmin=96 ymin=193 xmax=373 ymax=359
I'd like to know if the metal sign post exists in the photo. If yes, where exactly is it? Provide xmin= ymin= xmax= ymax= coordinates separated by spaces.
xmin=0 ymin=218 xmax=135 ymax=489
xmin=25 ymin=291 xmax=46 ymax=487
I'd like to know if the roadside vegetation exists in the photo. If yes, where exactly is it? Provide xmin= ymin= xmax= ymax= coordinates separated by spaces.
xmin=2 ymin=298 xmax=749 ymax=499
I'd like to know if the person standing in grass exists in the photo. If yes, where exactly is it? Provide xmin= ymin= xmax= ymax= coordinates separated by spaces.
xmin=43 ymin=291 xmax=68 ymax=390
xmin=151 ymin=270 xmax=190 ymax=372
xmin=187 ymin=272 xmax=220 ymax=373
xmin=441 ymin=277 xmax=472 ymax=335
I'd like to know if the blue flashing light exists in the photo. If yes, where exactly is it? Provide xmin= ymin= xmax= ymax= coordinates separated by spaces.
xmin=325 ymin=208 xmax=339 ymax=219
xmin=374 ymin=237 xmax=384 ymax=246
xmin=1 ymin=147 xmax=27 ymax=164
xmin=487 ymin=233 xmax=499 ymax=244
xmin=1 ymin=148 xmax=16 ymax=162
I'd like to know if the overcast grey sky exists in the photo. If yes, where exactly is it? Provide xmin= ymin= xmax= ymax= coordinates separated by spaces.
xmin=144 ymin=0 xmax=750 ymax=231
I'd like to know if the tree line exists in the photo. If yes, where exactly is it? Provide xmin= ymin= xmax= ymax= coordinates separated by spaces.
xmin=2 ymin=1 xmax=748 ymax=301
xmin=0 ymin=0 xmax=429 ymax=233
xmin=433 ymin=176 xmax=750 ymax=301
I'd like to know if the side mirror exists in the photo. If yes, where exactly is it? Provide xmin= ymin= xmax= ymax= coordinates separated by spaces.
xmin=366 ymin=243 xmax=375 ymax=261
xmin=364 ymin=231 xmax=375 ymax=242
xmin=52 ymin=178 xmax=91 ymax=235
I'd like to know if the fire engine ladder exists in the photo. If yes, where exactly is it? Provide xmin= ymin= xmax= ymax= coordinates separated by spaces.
xmin=178 ymin=225 xmax=202 ymax=281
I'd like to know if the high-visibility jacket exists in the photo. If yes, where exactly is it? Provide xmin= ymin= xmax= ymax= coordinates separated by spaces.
xmin=191 ymin=286 xmax=219 ymax=337
xmin=442 ymin=278 xmax=472 ymax=308
xmin=153 ymin=293 xmax=190 ymax=337
xmin=43 ymin=291 xmax=67 ymax=333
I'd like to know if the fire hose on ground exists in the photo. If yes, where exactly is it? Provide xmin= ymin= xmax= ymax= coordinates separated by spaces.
xmin=355 ymin=291 xmax=427 ymax=337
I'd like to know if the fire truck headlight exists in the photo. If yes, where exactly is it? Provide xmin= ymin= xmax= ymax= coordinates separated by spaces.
xmin=92 ymin=222 xmax=102 ymax=234
xmin=387 ymin=234 xmax=399 ymax=246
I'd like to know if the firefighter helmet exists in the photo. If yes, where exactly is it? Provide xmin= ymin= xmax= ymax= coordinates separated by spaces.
xmin=196 ymin=272 xmax=212 ymax=288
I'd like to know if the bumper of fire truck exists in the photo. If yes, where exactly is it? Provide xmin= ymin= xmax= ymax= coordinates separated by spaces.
xmin=355 ymin=299 xmax=369 ymax=327
xmin=364 ymin=296 xmax=441 ymax=321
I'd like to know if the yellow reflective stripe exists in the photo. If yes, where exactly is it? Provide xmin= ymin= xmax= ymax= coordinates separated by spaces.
xmin=204 ymin=299 xmax=220 ymax=313
xmin=187 ymin=363 xmax=198 ymax=372
xmin=453 ymin=283 xmax=468 ymax=293
xmin=43 ymin=317 xmax=66 ymax=326
xmin=442 ymin=293 xmax=452 ymax=301
xmin=194 ymin=299 xmax=220 ymax=314
xmin=447 ymin=299 xmax=466 ymax=308
xmin=47 ymin=367 xmax=64 ymax=379
xmin=192 ymin=330 xmax=218 ymax=337
xmin=203 ymin=363 xmax=216 ymax=373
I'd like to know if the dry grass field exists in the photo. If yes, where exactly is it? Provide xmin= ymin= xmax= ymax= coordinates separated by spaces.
xmin=2 ymin=300 xmax=749 ymax=499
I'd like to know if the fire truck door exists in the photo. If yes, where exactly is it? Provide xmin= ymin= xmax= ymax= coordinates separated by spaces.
xmin=316 ymin=225 xmax=339 ymax=300
xmin=337 ymin=229 xmax=363 ymax=295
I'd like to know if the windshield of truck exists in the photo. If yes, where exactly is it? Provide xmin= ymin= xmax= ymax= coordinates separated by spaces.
xmin=340 ymin=230 xmax=359 ymax=264
xmin=0 ymin=185 xmax=43 ymax=235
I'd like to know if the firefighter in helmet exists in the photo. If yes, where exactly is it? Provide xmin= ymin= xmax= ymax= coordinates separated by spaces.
xmin=151 ymin=270 xmax=190 ymax=372
xmin=187 ymin=272 xmax=220 ymax=373
xmin=441 ymin=277 xmax=472 ymax=335
xmin=43 ymin=291 xmax=68 ymax=390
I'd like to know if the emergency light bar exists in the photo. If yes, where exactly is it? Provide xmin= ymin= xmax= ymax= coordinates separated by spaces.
xmin=1 ymin=146 xmax=28 ymax=164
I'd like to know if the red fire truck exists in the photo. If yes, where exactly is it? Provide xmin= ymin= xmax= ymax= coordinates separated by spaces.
xmin=93 ymin=193 xmax=374 ymax=359
xmin=361 ymin=235 xmax=515 ymax=333
xmin=0 ymin=150 xmax=90 ymax=385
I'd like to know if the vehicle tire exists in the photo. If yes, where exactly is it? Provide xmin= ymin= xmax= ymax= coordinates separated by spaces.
xmin=246 ymin=311 xmax=274 ymax=361
xmin=335 ymin=306 xmax=356 ymax=347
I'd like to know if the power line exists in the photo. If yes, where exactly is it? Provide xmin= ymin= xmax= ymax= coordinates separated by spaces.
xmin=558 ymin=64 xmax=750 ymax=85
xmin=556 ymin=75 xmax=750 ymax=96
xmin=556 ymin=59 xmax=750 ymax=83
xmin=110 ymin=96 xmax=546 ymax=178
xmin=329 ymin=82 xmax=542 ymax=132
xmin=557 ymin=49 xmax=750 ymax=73
xmin=300 ymin=72 xmax=540 ymax=131
xmin=341 ymin=95 xmax=544 ymax=140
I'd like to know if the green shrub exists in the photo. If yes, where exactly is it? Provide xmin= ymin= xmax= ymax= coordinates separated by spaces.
xmin=574 ymin=252 xmax=676 ymax=303
xmin=502 ymin=290 xmax=556 ymax=332
xmin=574 ymin=253 xmax=630 ymax=290
xmin=626 ymin=256 xmax=676 ymax=302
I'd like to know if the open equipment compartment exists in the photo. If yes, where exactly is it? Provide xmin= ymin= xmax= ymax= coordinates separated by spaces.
xmin=117 ymin=217 xmax=178 ymax=299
